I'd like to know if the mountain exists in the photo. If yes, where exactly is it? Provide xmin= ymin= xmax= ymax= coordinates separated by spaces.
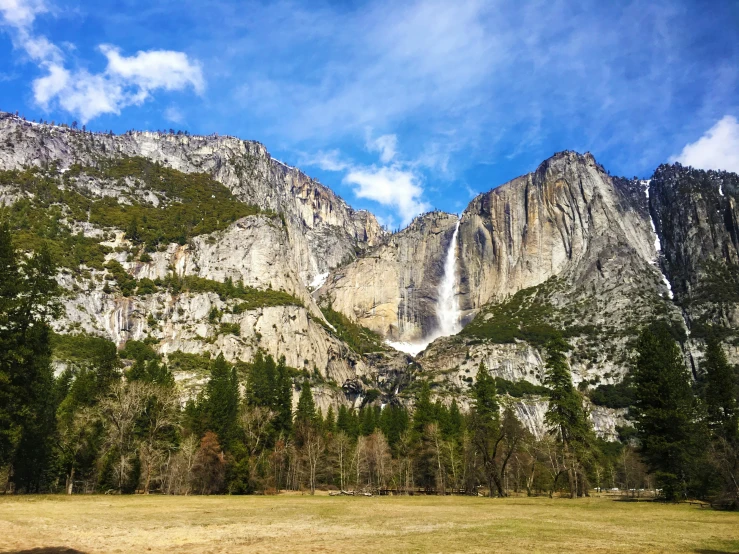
xmin=1 ymin=111 xmax=737 ymax=440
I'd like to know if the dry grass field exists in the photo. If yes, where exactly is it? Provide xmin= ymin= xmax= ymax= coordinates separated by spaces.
xmin=0 ymin=494 xmax=737 ymax=554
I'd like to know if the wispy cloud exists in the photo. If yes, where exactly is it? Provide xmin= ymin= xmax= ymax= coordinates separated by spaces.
xmin=671 ymin=115 xmax=739 ymax=174
xmin=164 ymin=105 xmax=184 ymax=124
xmin=303 ymin=137 xmax=429 ymax=226
xmin=1 ymin=0 xmax=203 ymax=122
xmin=218 ymin=0 xmax=738 ymax=178
xmin=367 ymin=133 xmax=398 ymax=164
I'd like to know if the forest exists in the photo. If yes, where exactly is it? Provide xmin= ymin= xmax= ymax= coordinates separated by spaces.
xmin=0 ymin=221 xmax=737 ymax=508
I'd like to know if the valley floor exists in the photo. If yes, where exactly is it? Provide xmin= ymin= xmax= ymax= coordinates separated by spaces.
xmin=0 ymin=494 xmax=737 ymax=554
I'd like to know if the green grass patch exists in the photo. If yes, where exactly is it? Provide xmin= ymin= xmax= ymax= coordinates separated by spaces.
xmin=460 ymin=279 xmax=562 ymax=346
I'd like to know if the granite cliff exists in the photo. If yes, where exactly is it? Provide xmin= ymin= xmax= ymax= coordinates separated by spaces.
xmin=2 ymin=111 xmax=737 ymax=440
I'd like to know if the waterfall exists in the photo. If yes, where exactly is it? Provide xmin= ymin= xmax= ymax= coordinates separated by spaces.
xmin=436 ymin=219 xmax=462 ymax=337
xmin=385 ymin=218 xmax=462 ymax=356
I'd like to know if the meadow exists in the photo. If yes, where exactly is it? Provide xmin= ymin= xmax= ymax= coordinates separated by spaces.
xmin=0 ymin=494 xmax=738 ymax=554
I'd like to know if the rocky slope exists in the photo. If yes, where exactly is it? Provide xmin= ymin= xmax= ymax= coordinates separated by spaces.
xmin=0 ymin=113 xmax=385 ymax=285
xmin=0 ymin=112 xmax=394 ymax=412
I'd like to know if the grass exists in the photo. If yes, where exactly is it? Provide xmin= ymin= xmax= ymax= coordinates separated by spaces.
xmin=0 ymin=495 xmax=737 ymax=553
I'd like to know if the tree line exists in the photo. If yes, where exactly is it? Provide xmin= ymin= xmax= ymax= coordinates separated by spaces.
xmin=0 ymin=222 xmax=737 ymax=506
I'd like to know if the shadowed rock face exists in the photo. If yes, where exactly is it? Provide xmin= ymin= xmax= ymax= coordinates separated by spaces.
xmin=648 ymin=163 xmax=739 ymax=366
xmin=317 ymin=212 xmax=459 ymax=342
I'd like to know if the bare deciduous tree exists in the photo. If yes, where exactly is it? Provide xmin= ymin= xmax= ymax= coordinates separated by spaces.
xmin=98 ymin=381 xmax=149 ymax=493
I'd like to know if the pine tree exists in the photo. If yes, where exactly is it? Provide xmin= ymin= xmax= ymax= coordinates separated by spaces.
xmin=337 ymin=405 xmax=359 ymax=438
xmin=295 ymin=380 xmax=316 ymax=428
xmin=0 ymin=224 xmax=60 ymax=491
xmin=470 ymin=362 xmax=505 ymax=496
xmin=273 ymin=356 xmax=292 ymax=436
xmin=544 ymin=339 xmax=590 ymax=447
xmin=412 ymin=381 xmax=435 ymax=436
xmin=472 ymin=363 xmax=498 ymax=427
xmin=378 ymin=405 xmax=409 ymax=449
xmin=245 ymin=351 xmax=268 ymax=407
xmin=444 ymin=398 xmax=464 ymax=440
xmin=632 ymin=323 xmax=699 ymax=500
xmin=204 ymin=354 xmax=239 ymax=447
xmin=324 ymin=405 xmax=336 ymax=434
xmin=543 ymin=338 xmax=592 ymax=498
xmin=702 ymin=337 xmax=738 ymax=441
xmin=700 ymin=337 xmax=739 ymax=506
xmin=359 ymin=406 xmax=375 ymax=436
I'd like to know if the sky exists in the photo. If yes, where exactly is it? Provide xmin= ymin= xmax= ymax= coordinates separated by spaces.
xmin=1 ymin=0 xmax=738 ymax=229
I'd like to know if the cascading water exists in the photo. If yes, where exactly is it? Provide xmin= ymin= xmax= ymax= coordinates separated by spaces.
xmin=386 ymin=218 xmax=462 ymax=356
xmin=435 ymin=220 xmax=462 ymax=337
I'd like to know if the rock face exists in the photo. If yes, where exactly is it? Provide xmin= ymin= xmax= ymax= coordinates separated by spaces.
xmin=0 ymin=112 xmax=389 ymax=408
xmin=129 ymin=216 xmax=320 ymax=315
xmin=457 ymin=151 xmax=661 ymax=314
xmin=3 ymin=111 xmax=738 ymax=434
xmin=0 ymin=113 xmax=385 ymax=285
xmin=318 ymin=212 xmax=459 ymax=342
xmin=649 ymin=165 xmax=739 ymax=334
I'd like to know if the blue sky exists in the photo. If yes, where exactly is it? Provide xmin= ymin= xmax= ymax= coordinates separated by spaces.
xmin=1 ymin=0 xmax=738 ymax=229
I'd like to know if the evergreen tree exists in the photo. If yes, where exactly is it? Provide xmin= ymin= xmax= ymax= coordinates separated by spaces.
xmin=702 ymin=337 xmax=738 ymax=441
xmin=445 ymin=399 xmax=464 ymax=440
xmin=245 ymin=351 xmax=269 ymax=407
xmin=412 ymin=381 xmax=435 ymax=436
xmin=295 ymin=380 xmax=316 ymax=428
xmin=337 ymin=405 xmax=359 ymax=438
xmin=273 ymin=356 xmax=293 ymax=436
xmin=360 ymin=406 xmax=378 ymax=436
xmin=543 ymin=338 xmax=592 ymax=498
xmin=472 ymin=363 xmax=499 ymax=427
xmin=470 ymin=363 xmax=504 ymax=496
xmin=379 ymin=405 xmax=409 ymax=449
xmin=204 ymin=354 xmax=239 ymax=447
xmin=543 ymin=339 xmax=591 ymax=447
xmin=0 ymin=224 xmax=60 ymax=491
xmin=700 ymin=337 xmax=739 ymax=506
xmin=324 ymin=405 xmax=336 ymax=434
xmin=632 ymin=323 xmax=699 ymax=500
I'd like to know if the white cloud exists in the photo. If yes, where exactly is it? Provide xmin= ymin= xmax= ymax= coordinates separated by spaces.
xmin=101 ymin=45 xmax=204 ymax=94
xmin=671 ymin=115 xmax=739 ymax=174
xmin=1 ymin=0 xmax=204 ymax=122
xmin=302 ymin=149 xmax=350 ymax=172
xmin=0 ymin=0 xmax=46 ymax=28
xmin=303 ymin=136 xmax=430 ymax=226
xmin=367 ymin=134 xmax=397 ymax=163
xmin=343 ymin=166 xmax=430 ymax=226
xmin=164 ymin=105 xmax=184 ymax=124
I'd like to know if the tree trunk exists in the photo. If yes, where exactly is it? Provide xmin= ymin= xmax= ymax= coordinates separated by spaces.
xmin=67 ymin=467 xmax=75 ymax=495
xmin=119 ymin=454 xmax=126 ymax=493
xmin=567 ymin=468 xmax=576 ymax=499
xmin=144 ymin=464 xmax=152 ymax=494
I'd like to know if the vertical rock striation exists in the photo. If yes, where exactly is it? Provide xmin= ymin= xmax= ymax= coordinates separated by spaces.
xmin=317 ymin=212 xmax=459 ymax=343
